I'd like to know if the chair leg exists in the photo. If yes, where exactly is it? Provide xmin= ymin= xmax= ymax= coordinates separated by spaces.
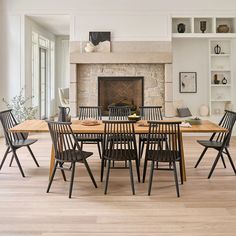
xmin=9 ymin=154 xmax=14 ymax=167
xmin=27 ymin=146 xmax=39 ymax=167
xmin=142 ymin=156 xmax=148 ymax=183
xmin=69 ymin=162 xmax=76 ymax=198
xmin=104 ymin=160 xmax=111 ymax=194
xmin=135 ymin=158 xmax=140 ymax=183
xmin=179 ymin=159 xmax=183 ymax=185
xmin=12 ymin=149 xmax=25 ymax=177
xmin=80 ymin=141 xmax=83 ymax=150
xmin=83 ymin=159 xmax=97 ymax=188
xmin=225 ymin=148 xmax=236 ymax=174
xmin=101 ymin=158 xmax=105 ymax=182
xmin=140 ymin=141 xmax=145 ymax=162
xmin=148 ymin=160 xmax=155 ymax=196
xmin=221 ymin=154 xmax=226 ymax=168
xmin=97 ymin=141 xmax=102 ymax=159
xmin=173 ymin=161 xmax=180 ymax=197
xmin=59 ymin=162 xmax=66 ymax=181
xmin=138 ymin=137 xmax=142 ymax=164
xmin=129 ymin=160 xmax=135 ymax=195
xmin=0 ymin=147 xmax=10 ymax=170
xmin=194 ymin=147 xmax=208 ymax=168
xmin=47 ymin=161 xmax=58 ymax=193
xmin=208 ymin=151 xmax=222 ymax=179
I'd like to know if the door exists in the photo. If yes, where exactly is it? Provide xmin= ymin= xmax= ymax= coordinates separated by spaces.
xmin=39 ymin=47 xmax=47 ymax=119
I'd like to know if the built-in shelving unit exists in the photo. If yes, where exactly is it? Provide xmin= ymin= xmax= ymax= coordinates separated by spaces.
xmin=209 ymin=39 xmax=233 ymax=115
xmin=172 ymin=17 xmax=236 ymax=38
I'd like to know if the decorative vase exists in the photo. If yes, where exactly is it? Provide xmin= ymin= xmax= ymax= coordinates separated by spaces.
xmin=84 ymin=42 xmax=95 ymax=53
xmin=217 ymin=24 xmax=230 ymax=33
xmin=222 ymin=77 xmax=227 ymax=85
xmin=177 ymin=23 xmax=186 ymax=33
xmin=214 ymin=74 xmax=220 ymax=84
xmin=199 ymin=104 xmax=209 ymax=116
xmin=200 ymin=21 xmax=207 ymax=33
xmin=214 ymin=44 xmax=221 ymax=54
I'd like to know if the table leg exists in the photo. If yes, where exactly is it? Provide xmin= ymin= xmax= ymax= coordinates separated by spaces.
xmin=180 ymin=132 xmax=186 ymax=181
xmin=49 ymin=144 xmax=55 ymax=179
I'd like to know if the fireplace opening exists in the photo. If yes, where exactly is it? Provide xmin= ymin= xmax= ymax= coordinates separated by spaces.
xmin=98 ymin=76 xmax=144 ymax=116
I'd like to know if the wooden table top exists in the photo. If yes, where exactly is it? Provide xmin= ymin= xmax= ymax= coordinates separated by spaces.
xmin=10 ymin=119 xmax=227 ymax=134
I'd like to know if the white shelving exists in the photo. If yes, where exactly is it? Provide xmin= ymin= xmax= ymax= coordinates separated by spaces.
xmin=209 ymin=39 xmax=233 ymax=115
xmin=172 ymin=17 xmax=236 ymax=38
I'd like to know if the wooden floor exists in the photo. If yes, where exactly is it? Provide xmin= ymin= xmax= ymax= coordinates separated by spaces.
xmin=1 ymin=133 xmax=236 ymax=236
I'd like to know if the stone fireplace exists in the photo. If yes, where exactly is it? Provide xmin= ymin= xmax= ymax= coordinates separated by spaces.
xmin=98 ymin=76 xmax=144 ymax=115
xmin=70 ymin=41 xmax=173 ymax=117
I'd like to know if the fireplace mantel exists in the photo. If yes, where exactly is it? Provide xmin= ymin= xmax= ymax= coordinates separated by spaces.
xmin=70 ymin=52 xmax=172 ymax=64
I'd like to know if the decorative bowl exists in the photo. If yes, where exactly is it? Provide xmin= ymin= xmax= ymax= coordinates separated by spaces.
xmin=186 ymin=117 xmax=202 ymax=125
xmin=128 ymin=115 xmax=141 ymax=122
xmin=217 ymin=24 xmax=230 ymax=33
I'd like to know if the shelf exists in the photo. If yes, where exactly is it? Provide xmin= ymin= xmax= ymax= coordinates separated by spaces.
xmin=210 ymin=69 xmax=231 ymax=72
xmin=211 ymin=99 xmax=231 ymax=102
xmin=210 ymin=54 xmax=230 ymax=57
xmin=211 ymin=84 xmax=231 ymax=87
xmin=172 ymin=33 xmax=236 ymax=38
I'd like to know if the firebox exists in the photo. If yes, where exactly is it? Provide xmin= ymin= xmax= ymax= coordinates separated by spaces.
xmin=98 ymin=76 xmax=144 ymax=116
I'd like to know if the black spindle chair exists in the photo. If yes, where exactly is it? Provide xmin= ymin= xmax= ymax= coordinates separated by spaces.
xmin=0 ymin=109 xmax=39 ymax=177
xmin=77 ymin=106 xmax=103 ymax=159
xmin=143 ymin=121 xmax=183 ymax=197
xmin=47 ymin=121 xmax=97 ymax=198
xmin=108 ymin=106 xmax=131 ymax=120
xmin=194 ymin=110 xmax=236 ymax=179
xmin=101 ymin=120 xmax=140 ymax=195
xmin=138 ymin=106 xmax=163 ymax=163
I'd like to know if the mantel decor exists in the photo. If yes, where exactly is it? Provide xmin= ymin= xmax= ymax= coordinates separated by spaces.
xmin=89 ymin=31 xmax=111 ymax=52
xmin=179 ymin=72 xmax=197 ymax=93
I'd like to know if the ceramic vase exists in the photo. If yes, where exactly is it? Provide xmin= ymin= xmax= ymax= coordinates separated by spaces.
xmin=199 ymin=104 xmax=209 ymax=116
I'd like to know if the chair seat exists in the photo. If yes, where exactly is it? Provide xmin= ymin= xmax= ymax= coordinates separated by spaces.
xmin=57 ymin=149 xmax=93 ymax=162
xmin=140 ymin=134 xmax=167 ymax=141
xmin=197 ymin=140 xmax=223 ymax=149
xmin=103 ymin=149 xmax=137 ymax=161
xmin=77 ymin=134 xmax=102 ymax=142
xmin=107 ymin=134 xmax=134 ymax=142
xmin=147 ymin=150 xmax=181 ymax=162
xmin=12 ymin=139 xmax=38 ymax=148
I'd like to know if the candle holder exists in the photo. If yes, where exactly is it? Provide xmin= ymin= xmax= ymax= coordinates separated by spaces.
xmin=200 ymin=21 xmax=207 ymax=33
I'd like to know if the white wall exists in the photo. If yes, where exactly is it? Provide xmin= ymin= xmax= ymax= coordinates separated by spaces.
xmin=172 ymin=38 xmax=209 ymax=116
xmin=1 ymin=0 xmax=236 ymax=114
xmin=55 ymin=35 xmax=70 ymax=108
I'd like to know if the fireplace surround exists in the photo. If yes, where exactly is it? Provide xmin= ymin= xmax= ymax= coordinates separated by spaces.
xmin=69 ymin=41 xmax=173 ymax=117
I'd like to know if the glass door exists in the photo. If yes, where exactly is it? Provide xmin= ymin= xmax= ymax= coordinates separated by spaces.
xmin=39 ymin=47 xmax=47 ymax=119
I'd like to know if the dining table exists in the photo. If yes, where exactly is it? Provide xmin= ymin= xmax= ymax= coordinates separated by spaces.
xmin=10 ymin=119 xmax=227 ymax=182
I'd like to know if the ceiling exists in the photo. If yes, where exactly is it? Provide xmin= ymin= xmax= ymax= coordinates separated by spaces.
xmin=28 ymin=15 xmax=70 ymax=35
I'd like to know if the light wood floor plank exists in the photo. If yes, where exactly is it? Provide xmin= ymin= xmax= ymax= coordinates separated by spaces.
xmin=0 ymin=134 xmax=236 ymax=235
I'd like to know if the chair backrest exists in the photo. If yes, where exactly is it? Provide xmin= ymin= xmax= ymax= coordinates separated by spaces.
xmin=139 ymin=106 xmax=163 ymax=120
xmin=0 ymin=109 xmax=25 ymax=145
xmin=102 ymin=120 xmax=137 ymax=159
xmin=47 ymin=121 xmax=84 ymax=162
xmin=211 ymin=110 xmax=236 ymax=147
xmin=108 ymin=106 xmax=131 ymax=120
xmin=146 ymin=121 xmax=182 ymax=160
xmin=78 ymin=106 xmax=102 ymax=120
xmin=58 ymin=88 xmax=69 ymax=107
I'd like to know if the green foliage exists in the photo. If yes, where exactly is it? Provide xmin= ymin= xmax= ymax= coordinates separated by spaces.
xmin=2 ymin=89 xmax=37 ymax=123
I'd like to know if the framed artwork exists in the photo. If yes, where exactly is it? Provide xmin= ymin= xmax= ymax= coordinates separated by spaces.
xmin=179 ymin=72 xmax=197 ymax=93
xmin=89 ymin=31 xmax=111 ymax=52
